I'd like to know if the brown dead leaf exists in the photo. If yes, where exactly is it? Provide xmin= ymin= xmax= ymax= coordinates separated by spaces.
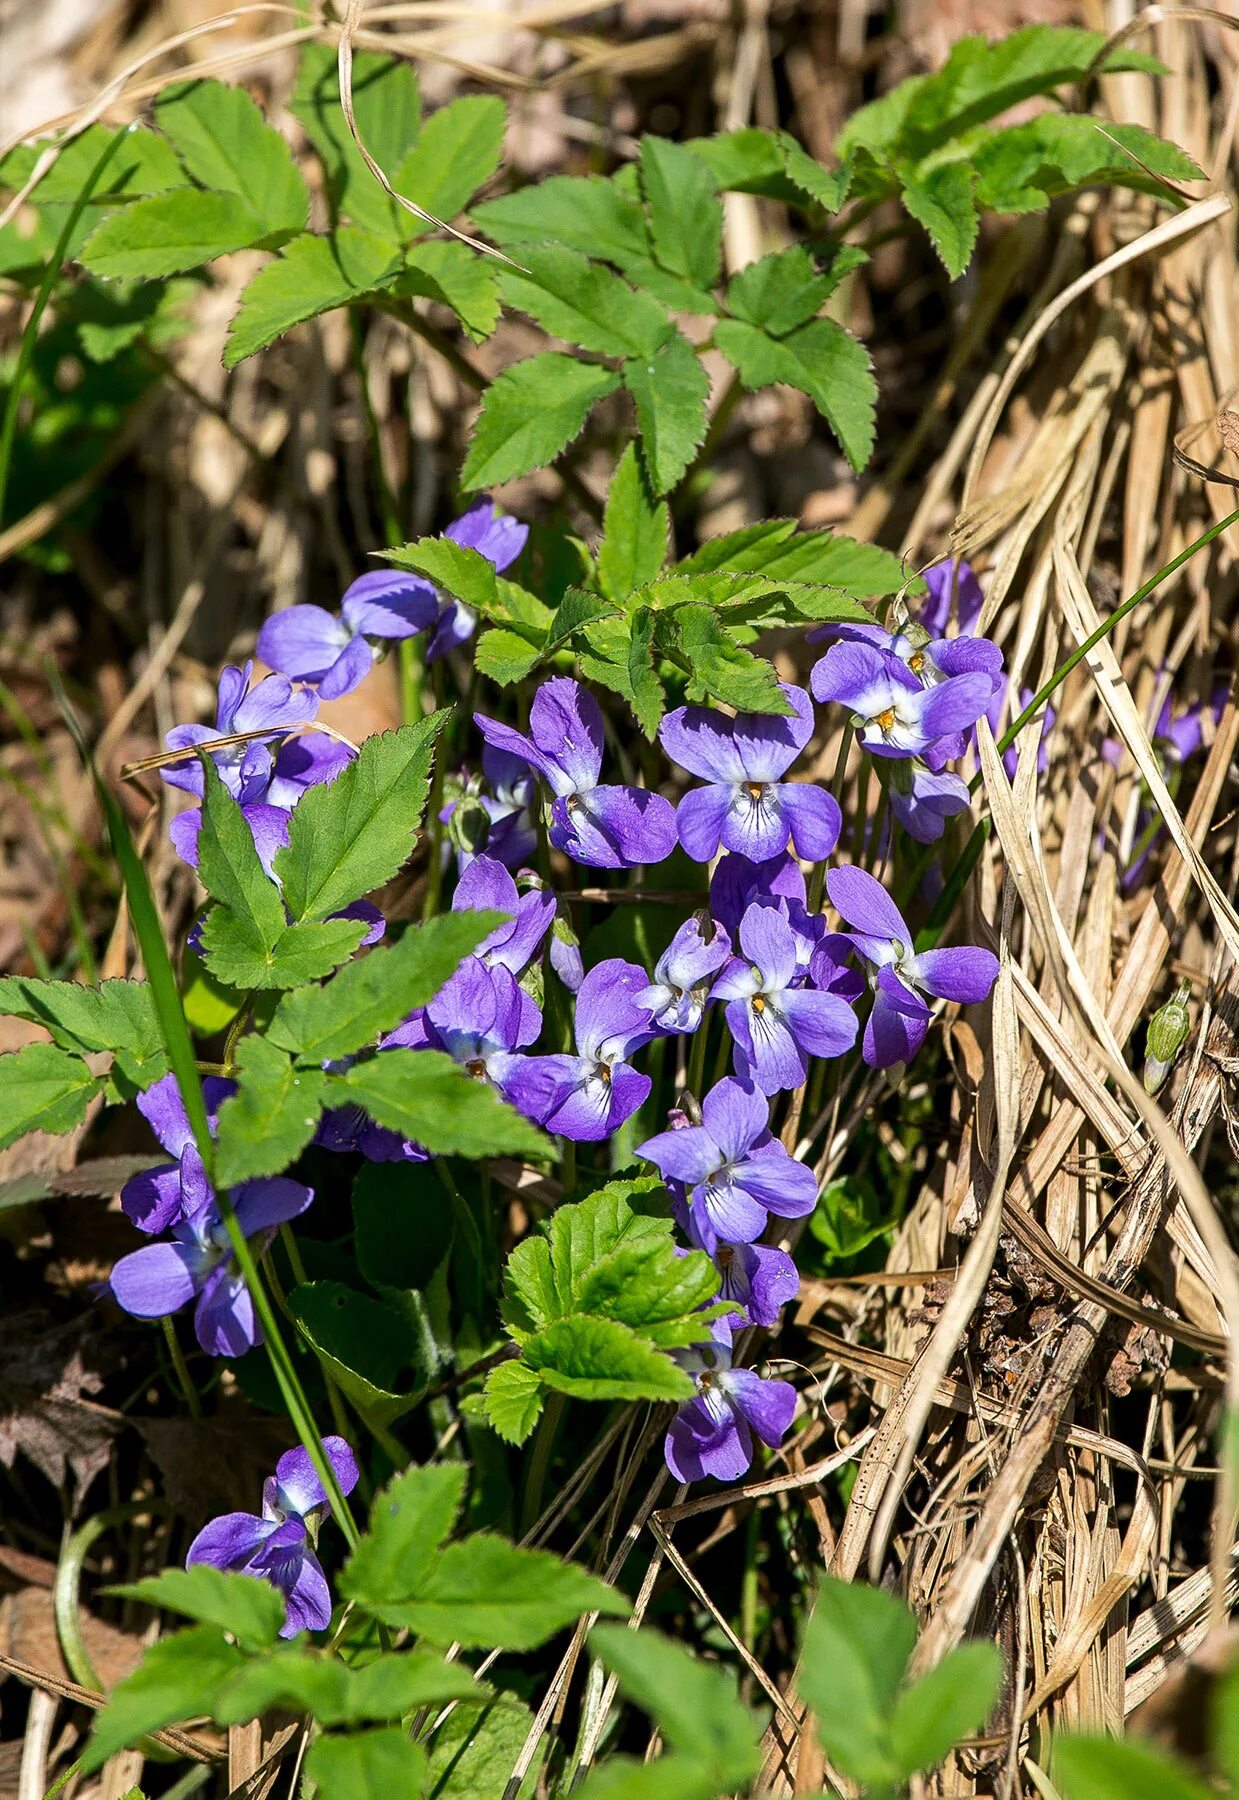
xmin=0 ymin=1311 xmax=121 ymax=1500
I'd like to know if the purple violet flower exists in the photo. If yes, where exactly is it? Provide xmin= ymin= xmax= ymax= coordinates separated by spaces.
xmin=637 ymin=915 xmax=732 ymax=1034
xmin=712 ymin=1240 xmax=800 ymax=1329
xmin=710 ymin=905 xmax=858 ymax=1095
xmin=475 ymin=679 xmax=676 ymax=870
xmin=422 ymin=957 xmax=539 ymax=1104
xmin=638 ymin=1076 xmax=818 ymax=1255
xmin=709 ymin=852 xmax=807 ymax=933
xmin=452 ymin=854 xmax=553 ymax=978
xmin=659 ymin=686 xmax=840 ymax=864
xmin=919 ymin=557 xmax=986 ymax=637
xmin=109 ymin=1177 xmax=313 ymax=1357
xmin=810 ymin=643 xmax=995 ymax=761
xmin=187 ymin=1437 xmax=359 ymax=1636
xmin=664 ymin=1322 xmax=797 ymax=1485
xmin=826 ymin=865 xmax=999 ymax=1069
xmin=425 ymin=497 xmax=530 ymax=661
xmin=884 ymin=757 xmax=972 ymax=845
xmin=507 ymin=958 xmax=655 ymax=1141
xmin=162 ymin=663 xmax=319 ymax=806
xmin=121 ymin=1074 xmax=233 ymax=1235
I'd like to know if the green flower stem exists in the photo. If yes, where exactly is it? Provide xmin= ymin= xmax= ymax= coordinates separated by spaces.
xmin=519 ymin=1391 xmax=566 ymax=1536
xmin=160 ymin=1316 xmax=202 ymax=1421
xmin=687 ymin=1007 xmax=709 ymax=1101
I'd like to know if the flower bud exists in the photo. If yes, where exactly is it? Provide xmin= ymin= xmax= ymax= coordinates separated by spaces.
xmin=447 ymin=793 xmax=491 ymax=857
xmin=1144 ymin=980 xmax=1192 ymax=1094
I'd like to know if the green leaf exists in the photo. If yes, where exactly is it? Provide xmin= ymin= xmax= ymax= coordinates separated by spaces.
xmin=971 ymin=114 xmax=1203 ymax=215
xmin=799 ymin=1578 xmax=918 ymax=1789
xmin=776 ymin=134 xmax=854 ymax=211
xmin=625 ymin=607 xmax=664 ymax=738
xmin=888 ymin=1642 xmax=1001 ymax=1776
xmin=1053 ymin=1737 xmax=1212 ymax=1800
xmin=482 ymin=1359 xmax=544 ymax=1444
xmin=545 ymin=585 xmax=617 ymax=655
xmin=574 ymin=1236 xmax=720 ymax=1340
xmin=727 ymin=245 xmax=832 ymax=337
xmin=79 ymin=189 xmax=283 ymax=282
xmin=623 ymin=332 xmax=710 ymax=496
xmin=395 ymin=238 xmax=499 ymax=342
xmin=548 ymin=1175 xmax=667 ymax=1293
xmin=0 ymin=975 xmax=164 ymax=1087
xmin=198 ymin=759 xmax=286 ymax=951
xmin=677 ymin=519 xmax=905 ymax=596
xmin=81 ymin=1626 xmax=245 ymax=1773
xmin=268 ymin=911 xmax=500 ymax=1063
xmin=426 ymin=1699 xmax=537 ymax=1799
xmin=289 ymin=1281 xmax=427 ymax=1425
xmin=381 ymin=536 xmax=497 ymax=614
xmin=155 ymin=80 xmax=308 ymax=234
xmin=0 ymin=1043 xmax=101 ymax=1150
xmin=277 ymin=715 xmax=445 ymax=922
xmin=524 ymin=1315 xmax=693 ymax=1402
xmin=597 ymin=443 xmax=669 ymax=601
xmin=214 ymin=1652 xmax=350 ymax=1725
xmin=499 ymin=243 xmax=672 ymax=359
xmin=353 ymin=1162 xmax=454 ymax=1294
xmin=340 ymin=1464 xmax=465 ymax=1610
xmin=639 ymin=137 xmax=722 ymax=291
xmin=672 ymin=605 xmax=792 ymax=713
xmin=112 ymin=1567 xmax=284 ymax=1651
xmin=589 ymin=1623 xmax=764 ymax=1786
xmin=306 ymin=1727 xmax=428 ymax=1799
xmin=375 ymin=1533 xmax=628 ymax=1648
xmin=394 ymin=94 xmax=506 ymax=234
xmin=473 ymin=174 xmax=651 ymax=266
xmin=214 ymin=1036 xmax=327 ymax=1185
xmin=225 ymin=228 xmax=402 ymax=367
xmin=686 ymin=128 xmax=802 ymax=200
xmin=575 ymin=1754 xmax=719 ymax=1800
xmin=330 ymin=1048 xmax=548 ymax=1159
xmin=1212 ymin=1663 xmax=1239 ymax=1786
xmin=475 ymin=627 xmax=544 ymax=685
xmin=292 ymin=44 xmax=421 ymax=238
xmin=899 ymin=162 xmax=978 ymax=279
xmin=461 ymin=353 xmax=620 ymax=490
xmin=1 ymin=122 xmax=185 ymax=205
xmin=714 ymin=316 xmax=876 ymax=471
xmin=199 ymin=910 xmax=368 ymax=992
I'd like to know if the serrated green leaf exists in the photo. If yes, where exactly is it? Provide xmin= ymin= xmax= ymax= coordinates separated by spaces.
xmin=0 ymin=975 xmax=165 ymax=1087
xmin=81 ymin=1626 xmax=245 ymax=1773
xmin=394 ymin=94 xmax=506 ymax=234
xmin=394 ymin=237 xmax=499 ymax=342
xmin=155 ymin=80 xmax=308 ymax=234
xmin=799 ymin=1578 xmax=918 ymax=1788
xmin=0 ymin=1043 xmax=102 ymax=1151
xmin=776 ymin=134 xmax=854 ymax=211
xmin=475 ymin=627 xmax=544 ymax=684
xmin=213 ymin=1036 xmax=327 ymax=1185
xmin=545 ymin=585 xmax=618 ymax=654
xmin=199 ymin=909 xmax=368 ymax=992
xmin=225 ymin=228 xmax=402 ymax=367
xmin=277 ymin=715 xmax=445 ymax=923
xmin=352 ymin=1162 xmax=453 ymax=1294
xmin=473 ymin=174 xmax=651 ymax=266
xmin=597 ymin=443 xmax=669 ymax=601
xmin=671 ymin=604 xmax=791 ymax=713
xmin=499 ymin=243 xmax=673 ymax=358
xmin=198 ymin=759 xmax=286 ymax=951
xmin=342 ymin=1464 xmax=465 ymax=1607
xmin=575 ymin=1753 xmax=719 ymax=1800
xmin=888 ymin=1642 xmax=1001 ymax=1776
xmin=306 ymin=1727 xmax=428 ymax=1799
xmin=268 ymin=911 xmax=500 ymax=1063
xmin=214 ymin=1651 xmax=350 ymax=1725
xmin=292 ymin=44 xmax=421 ymax=239
xmin=81 ymin=189 xmax=273 ymax=279
xmin=574 ymin=1237 xmax=719 ymax=1336
xmin=548 ymin=1175 xmax=667 ymax=1296
xmin=624 ymin=332 xmax=710 ymax=497
xmin=289 ymin=1280 xmax=427 ymax=1425
xmin=612 ymin=256 xmax=718 ymax=314
xmin=626 ymin=608 xmax=664 ymax=738
xmin=899 ymin=161 xmax=978 ymax=278
xmin=686 ymin=128 xmax=803 ymax=200
xmin=483 ymin=1359 xmax=544 ymax=1444
xmin=590 ymin=1624 xmax=765 ymax=1786
xmin=714 ymin=316 xmax=876 ymax=471
xmin=727 ymin=244 xmax=833 ymax=337
xmin=639 ymin=137 xmax=722 ymax=291
xmin=1 ymin=123 xmax=185 ymax=206
xmin=427 ymin=1698 xmax=537 ymax=1799
xmin=330 ymin=1048 xmax=548 ymax=1159
xmin=678 ymin=519 xmax=905 ymax=596
xmin=111 ymin=1567 xmax=284 ymax=1650
xmin=1053 ymin=1737 xmax=1212 ymax=1800
xmin=971 ymin=114 xmax=1203 ymax=215
xmin=380 ymin=535 xmax=496 ymax=613
xmin=524 ymin=1315 xmax=692 ymax=1402
xmin=374 ymin=1533 xmax=628 ymax=1647
xmin=461 ymin=353 xmax=620 ymax=490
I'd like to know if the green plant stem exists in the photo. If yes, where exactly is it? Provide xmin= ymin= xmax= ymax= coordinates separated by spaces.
xmin=686 ymin=1011 xmax=709 ymax=1101
xmin=0 ymin=131 xmax=124 ymax=524
xmin=349 ymin=311 xmax=401 ymax=547
xmin=160 ymin=1316 xmax=201 ymax=1420
xmin=520 ymin=1391 xmax=566 ymax=1536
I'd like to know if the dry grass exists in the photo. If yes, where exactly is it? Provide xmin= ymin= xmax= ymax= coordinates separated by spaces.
xmin=4 ymin=1 xmax=1239 ymax=1797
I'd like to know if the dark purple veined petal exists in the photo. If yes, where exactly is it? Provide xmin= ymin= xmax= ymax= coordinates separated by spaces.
xmin=724 ymin=996 xmax=806 ymax=1095
xmin=573 ymin=959 xmax=659 ymax=1064
xmin=779 ymin=986 xmax=858 ymax=1060
xmin=529 ymin=678 xmax=605 ymax=793
xmin=709 ymin=852 xmax=806 ymax=932
xmin=273 ymin=1436 xmax=359 ymax=1519
xmin=720 ymin=1368 xmax=797 ymax=1448
xmin=718 ymin=783 xmax=792 ymax=862
xmin=186 ymin=1511 xmax=274 ymax=1572
xmin=445 ymin=496 xmax=529 ymax=572
xmin=826 ymin=865 xmax=909 ymax=947
xmin=542 ymin=1061 xmax=649 ymax=1141
xmin=718 ymin=1241 xmax=800 ymax=1328
xmin=699 ymin=1076 xmax=766 ymax=1165
xmin=693 ymin=1177 xmax=768 ymax=1251
xmin=194 ymin=1265 xmax=260 ymax=1358
xmin=664 ymin=1390 xmax=753 ymax=1484
xmin=929 ymin=636 xmax=1004 ymax=685
xmin=731 ymin=1141 xmax=818 ymax=1217
xmin=135 ymin=1073 xmax=195 ymax=1160
xmin=918 ymin=671 xmax=996 ymax=743
xmin=862 ymin=971 xmax=931 ymax=1069
xmin=474 ymin=712 xmax=561 ymax=789
xmin=215 ymin=663 xmax=252 ymax=732
xmin=638 ymin=1123 xmax=720 ymax=1187
xmin=551 ymin=785 xmax=677 ymax=869
xmin=267 ymin=733 xmax=355 ymax=808
xmin=340 ymin=568 xmax=437 ymax=640
xmin=810 ymin=640 xmax=920 ymax=710
xmin=427 ymin=956 xmax=500 ymax=1042
xmin=257 ymin=605 xmax=351 ymax=684
xmin=659 ymin=706 xmax=749 ymax=785
xmin=911 ymin=944 xmax=999 ymax=1004
xmin=234 ymin=672 xmax=320 ymax=738
xmin=887 ymin=765 xmax=970 ymax=844
xmin=502 ymin=1053 xmax=586 ymax=1127
xmin=737 ymin=903 xmax=800 ymax=990
xmin=109 ymin=1240 xmax=201 ymax=1319
xmin=230 ymin=1177 xmax=314 ymax=1237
